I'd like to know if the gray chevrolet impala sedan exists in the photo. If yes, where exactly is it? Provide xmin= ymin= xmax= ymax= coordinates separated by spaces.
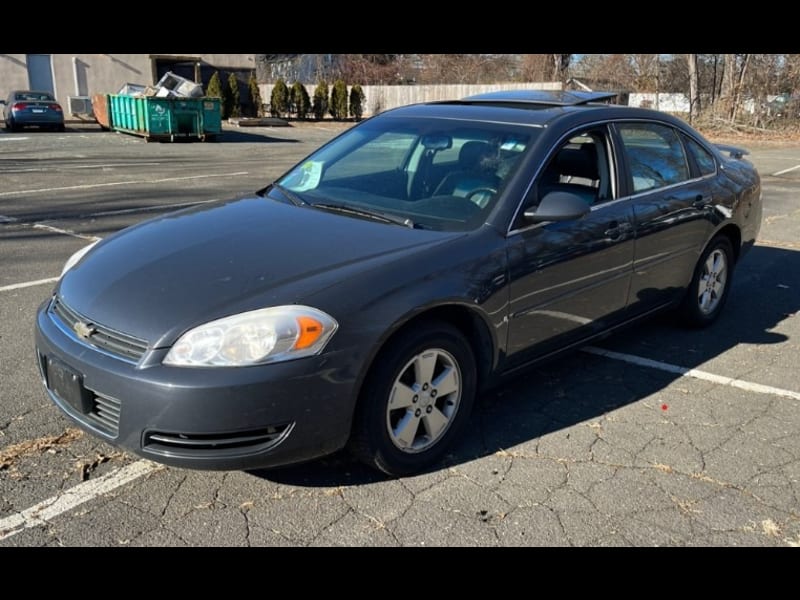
xmin=35 ymin=91 xmax=762 ymax=476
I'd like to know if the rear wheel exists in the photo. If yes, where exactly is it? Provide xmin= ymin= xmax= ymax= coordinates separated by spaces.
xmin=680 ymin=235 xmax=734 ymax=327
xmin=350 ymin=322 xmax=477 ymax=477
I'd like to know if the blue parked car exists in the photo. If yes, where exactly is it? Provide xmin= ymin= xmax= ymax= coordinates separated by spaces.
xmin=2 ymin=90 xmax=65 ymax=132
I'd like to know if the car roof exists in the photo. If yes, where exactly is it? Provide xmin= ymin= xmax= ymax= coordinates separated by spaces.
xmin=381 ymin=90 xmax=695 ymax=134
xmin=462 ymin=90 xmax=619 ymax=105
xmin=11 ymin=90 xmax=55 ymax=97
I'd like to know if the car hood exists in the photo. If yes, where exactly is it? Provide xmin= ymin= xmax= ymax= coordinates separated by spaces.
xmin=58 ymin=196 xmax=457 ymax=346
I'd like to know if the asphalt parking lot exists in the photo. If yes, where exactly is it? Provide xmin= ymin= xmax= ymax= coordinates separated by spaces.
xmin=1 ymin=123 xmax=798 ymax=547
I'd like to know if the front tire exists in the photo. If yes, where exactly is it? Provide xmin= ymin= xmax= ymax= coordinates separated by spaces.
xmin=350 ymin=322 xmax=477 ymax=477
xmin=680 ymin=235 xmax=734 ymax=327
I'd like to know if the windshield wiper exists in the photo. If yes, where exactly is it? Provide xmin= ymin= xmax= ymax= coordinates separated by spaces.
xmin=267 ymin=182 xmax=307 ymax=206
xmin=311 ymin=203 xmax=415 ymax=228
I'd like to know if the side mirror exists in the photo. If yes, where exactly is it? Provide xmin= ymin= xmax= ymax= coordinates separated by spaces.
xmin=421 ymin=134 xmax=452 ymax=151
xmin=0 ymin=100 xmax=6 ymax=105
xmin=523 ymin=191 xmax=591 ymax=223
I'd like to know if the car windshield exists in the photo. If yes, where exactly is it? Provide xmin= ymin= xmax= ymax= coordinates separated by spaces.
xmin=15 ymin=92 xmax=55 ymax=101
xmin=275 ymin=115 xmax=536 ymax=231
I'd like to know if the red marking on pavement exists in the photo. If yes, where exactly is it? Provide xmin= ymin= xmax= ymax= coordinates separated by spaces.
xmin=661 ymin=404 xmax=668 ymax=411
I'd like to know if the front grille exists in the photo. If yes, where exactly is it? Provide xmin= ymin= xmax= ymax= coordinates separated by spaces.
xmin=51 ymin=297 xmax=149 ymax=363
xmin=88 ymin=393 xmax=121 ymax=437
xmin=144 ymin=424 xmax=292 ymax=456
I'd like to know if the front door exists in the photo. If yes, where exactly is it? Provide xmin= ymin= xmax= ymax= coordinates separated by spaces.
xmin=504 ymin=126 xmax=635 ymax=367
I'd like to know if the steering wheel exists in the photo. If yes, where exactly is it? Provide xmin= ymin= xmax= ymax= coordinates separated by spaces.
xmin=465 ymin=187 xmax=497 ymax=208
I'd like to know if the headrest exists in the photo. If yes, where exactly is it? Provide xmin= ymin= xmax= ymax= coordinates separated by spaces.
xmin=555 ymin=144 xmax=598 ymax=180
xmin=459 ymin=141 xmax=492 ymax=169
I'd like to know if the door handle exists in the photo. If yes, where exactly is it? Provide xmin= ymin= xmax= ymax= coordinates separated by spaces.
xmin=693 ymin=194 xmax=712 ymax=208
xmin=604 ymin=221 xmax=632 ymax=239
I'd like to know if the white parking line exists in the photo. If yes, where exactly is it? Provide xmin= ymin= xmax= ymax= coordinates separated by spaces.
xmin=582 ymin=346 xmax=800 ymax=400
xmin=771 ymin=164 xmax=800 ymax=176
xmin=0 ymin=277 xmax=59 ymax=292
xmin=0 ymin=171 xmax=249 ymax=197
xmin=33 ymin=223 xmax=101 ymax=241
xmin=86 ymin=198 xmax=217 ymax=218
xmin=2 ymin=162 xmax=162 ymax=174
xmin=0 ymin=137 xmax=29 ymax=142
xmin=0 ymin=460 xmax=160 ymax=542
xmin=1 ymin=344 xmax=797 ymax=541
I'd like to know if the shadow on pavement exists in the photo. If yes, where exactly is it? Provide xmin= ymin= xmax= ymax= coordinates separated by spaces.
xmin=250 ymin=244 xmax=800 ymax=487
xmin=215 ymin=130 xmax=300 ymax=144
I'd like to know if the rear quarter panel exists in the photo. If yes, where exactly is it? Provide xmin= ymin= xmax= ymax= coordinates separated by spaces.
xmin=709 ymin=156 xmax=762 ymax=253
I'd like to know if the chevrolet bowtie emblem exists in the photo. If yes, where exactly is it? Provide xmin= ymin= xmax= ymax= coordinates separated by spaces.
xmin=73 ymin=321 xmax=95 ymax=339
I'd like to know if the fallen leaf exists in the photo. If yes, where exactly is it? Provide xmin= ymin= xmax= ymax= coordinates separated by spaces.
xmin=762 ymin=519 xmax=781 ymax=537
xmin=0 ymin=428 xmax=83 ymax=470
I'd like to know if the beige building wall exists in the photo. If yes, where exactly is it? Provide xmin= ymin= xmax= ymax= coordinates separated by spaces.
xmin=0 ymin=54 xmax=254 ymax=107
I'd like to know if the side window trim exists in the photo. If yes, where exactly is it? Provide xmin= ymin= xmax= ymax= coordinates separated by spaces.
xmin=508 ymin=122 xmax=618 ymax=235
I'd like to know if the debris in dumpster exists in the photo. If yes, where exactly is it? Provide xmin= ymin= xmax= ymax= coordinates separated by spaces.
xmin=117 ymin=83 xmax=148 ymax=97
xmin=154 ymin=71 xmax=204 ymax=98
xmin=114 ymin=72 xmax=203 ymax=99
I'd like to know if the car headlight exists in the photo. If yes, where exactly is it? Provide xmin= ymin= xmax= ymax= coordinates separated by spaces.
xmin=163 ymin=305 xmax=338 ymax=367
xmin=61 ymin=240 xmax=100 ymax=277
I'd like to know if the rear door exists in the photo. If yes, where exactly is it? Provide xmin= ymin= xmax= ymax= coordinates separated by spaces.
xmin=614 ymin=122 xmax=713 ymax=312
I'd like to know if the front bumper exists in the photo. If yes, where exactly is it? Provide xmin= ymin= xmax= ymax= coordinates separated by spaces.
xmin=34 ymin=298 xmax=359 ymax=470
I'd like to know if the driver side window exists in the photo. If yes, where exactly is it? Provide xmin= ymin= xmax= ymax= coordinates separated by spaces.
xmin=534 ymin=127 xmax=614 ymax=210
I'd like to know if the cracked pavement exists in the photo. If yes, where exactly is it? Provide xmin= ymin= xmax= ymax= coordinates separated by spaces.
xmin=1 ymin=124 xmax=798 ymax=546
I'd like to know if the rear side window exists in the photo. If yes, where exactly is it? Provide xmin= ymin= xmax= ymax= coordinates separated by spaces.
xmin=618 ymin=123 xmax=689 ymax=193
xmin=683 ymin=135 xmax=716 ymax=176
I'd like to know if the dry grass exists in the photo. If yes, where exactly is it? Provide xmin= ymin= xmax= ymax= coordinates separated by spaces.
xmin=0 ymin=428 xmax=83 ymax=470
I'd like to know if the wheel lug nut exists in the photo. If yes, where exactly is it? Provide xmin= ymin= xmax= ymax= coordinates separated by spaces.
xmin=431 ymin=389 xmax=437 ymax=397
xmin=413 ymin=395 xmax=418 ymax=403
xmin=426 ymin=405 xmax=433 ymax=413
xmin=422 ymin=383 xmax=429 ymax=391
xmin=415 ymin=408 xmax=421 ymax=417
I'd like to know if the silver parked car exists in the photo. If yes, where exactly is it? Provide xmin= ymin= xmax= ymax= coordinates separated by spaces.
xmin=1 ymin=90 xmax=65 ymax=132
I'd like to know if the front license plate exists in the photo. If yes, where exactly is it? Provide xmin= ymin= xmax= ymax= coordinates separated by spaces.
xmin=46 ymin=357 xmax=92 ymax=413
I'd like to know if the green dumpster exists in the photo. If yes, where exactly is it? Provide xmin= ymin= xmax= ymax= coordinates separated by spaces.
xmin=105 ymin=95 xmax=221 ymax=142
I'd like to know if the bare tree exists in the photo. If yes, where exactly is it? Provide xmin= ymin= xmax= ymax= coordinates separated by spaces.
xmin=687 ymin=53 xmax=700 ymax=123
xmin=573 ymin=54 xmax=636 ymax=89
xmin=337 ymin=54 xmax=404 ymax=84
xmin=731 ymin=54 xmax=750 ymax=123
xmin=553 ymin=54 xmax=571 ymax=83
xmin=630 ymin=54 xmax=659 ymax=92
xmin=411 ymin=54 xmax=520 ymax=84
xmin=518 ymin=54 xmax=556 ymax=81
